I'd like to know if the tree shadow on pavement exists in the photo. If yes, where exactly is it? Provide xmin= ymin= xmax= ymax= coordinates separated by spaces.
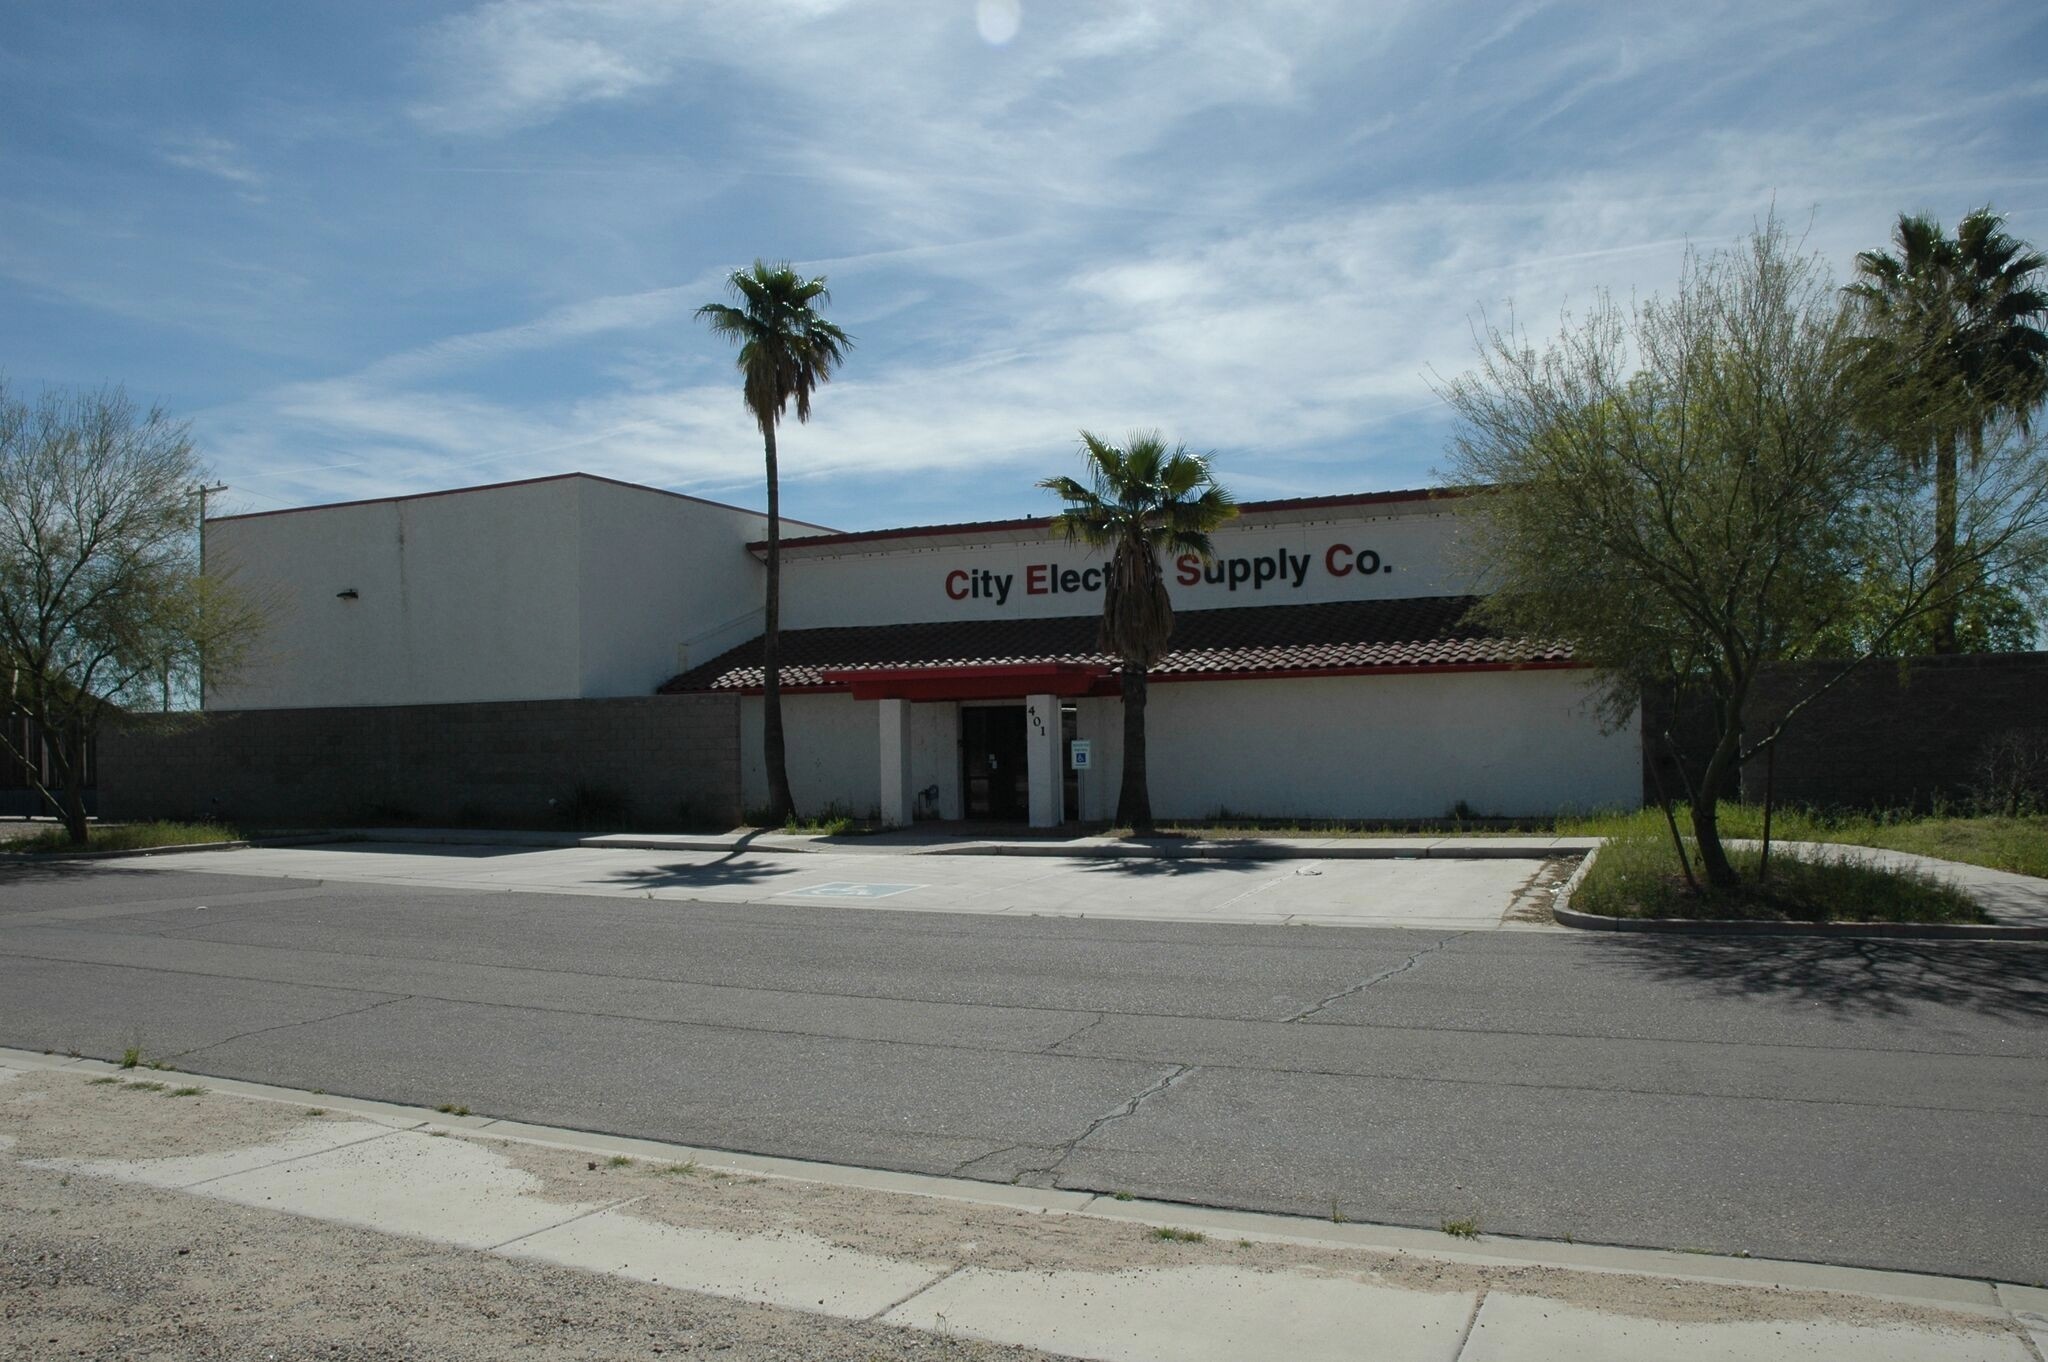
xmin=0 ymin=860 xmax=109 ymax=886
xmin=599 ymin=854 xmax=794 ymax=892
xmin=1599 ymin=935 xmax=2048 ymax=1021
xmin=1074 ymin=856 xmax=1270 ymax=878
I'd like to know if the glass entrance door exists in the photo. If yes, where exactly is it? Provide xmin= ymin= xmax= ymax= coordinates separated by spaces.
xmin=960 ymin=706 xmax=1028 ymax=820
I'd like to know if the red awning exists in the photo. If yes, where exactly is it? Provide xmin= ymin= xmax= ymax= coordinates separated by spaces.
xmin=820 ymin=661 xmax=1109 ymax=702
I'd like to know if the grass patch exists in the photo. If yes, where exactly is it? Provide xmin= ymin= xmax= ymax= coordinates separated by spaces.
xmin=435 ymin=1103 xmax=470 ymax=1117
xmin=1150 ymin=803 xmax=2047 ymax=880
xmin=739 ymin=802 xmax=871 ymax=837
xmin=86 ymin=1076 xmax=121 ymax=1086
xmin=1148 ymin=1226 xmax=1204 ymax=1243
xmin=118 ymin=1047 xmax=141 ymax=1070
xmin=1572 ymin=823 xmax=1984 ymax=924
xmin=1441 ymin=1217 xmax=1482 ymax=1240
xmin=1819 ymin=814 xmax=2048 ymax=879
xmin=168 ymin=1085 xmax=204 ymax=1098
xmin=1559 ymin=804 xmax=2048 ymax=878
xmin=653 ymin=1160 xmax=700 ymax=1177
xmin=606 ymin=1155 xmax=633 ymax=1168
xmin=120 ymin=1080 xmax=167 ymax=1093
xmin=13 ymin=821 xmax=240 ymax=855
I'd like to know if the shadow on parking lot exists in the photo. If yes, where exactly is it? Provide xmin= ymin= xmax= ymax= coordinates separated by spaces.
xmin=0 ymin=858 xmax=107 ymax=883
xmin=1074 ymin=853 xmax=1271 ymax=878
xmin=293 ymin=839 xmax=565 ymax=859
xmin=599 ymin=854 xmax=794 ymax=893
xmin=1600 ymin=935 xmax=2048 ymax=1021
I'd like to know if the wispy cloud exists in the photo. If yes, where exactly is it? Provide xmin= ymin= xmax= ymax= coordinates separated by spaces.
xmin=157 ymin=133 xmax=264 ymax=194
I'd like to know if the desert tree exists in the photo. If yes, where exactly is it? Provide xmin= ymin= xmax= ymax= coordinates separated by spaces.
xmin=1441 ymin=220 xmax=2048 ymax=890
xmin=0 ymin=382 xmax=265 ymax=844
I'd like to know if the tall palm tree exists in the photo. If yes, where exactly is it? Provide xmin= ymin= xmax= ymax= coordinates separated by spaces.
xmin=1848 ymin=208 xmax=2047 ymax=652
xmin=697 ymin=261 xmax=851 ymax=822
xmin=1040 ymin=431 xmax=1235 ymax=835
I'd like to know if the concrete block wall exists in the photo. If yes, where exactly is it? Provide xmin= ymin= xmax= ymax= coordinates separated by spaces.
xmin=100 ymin=694 xmax=742 ymax=828
xmin=1740 ymin=652 xmax=2048 ymax=812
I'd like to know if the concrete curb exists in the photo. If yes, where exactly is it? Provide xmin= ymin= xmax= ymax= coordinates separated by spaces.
xmin=1551 ymin=843 xmax=2047 ymax=941
xmin=0 ymin=838 xmax=250 ymax=864
xmin=1551 ymin=901 xmax=2048 ymax=940
xmin=919 ymin=838 xmax=1600 ymax=861
xmin=0 ymin=1043 xmax=2029 ymax=1316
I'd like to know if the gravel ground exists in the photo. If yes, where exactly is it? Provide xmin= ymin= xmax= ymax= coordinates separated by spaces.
xmin=0 ymin=1155 xmax=1067 ymax=1361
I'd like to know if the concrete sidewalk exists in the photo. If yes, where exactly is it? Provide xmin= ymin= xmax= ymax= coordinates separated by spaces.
xmin=1756 ymin=840 xmax=2048 ymax=930
xmin=3 ymin=1047 xmax=2041 ymax=1362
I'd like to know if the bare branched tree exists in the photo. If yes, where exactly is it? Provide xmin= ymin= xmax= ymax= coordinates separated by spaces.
xmin=0 ymin=382 xmax=266 ymax=844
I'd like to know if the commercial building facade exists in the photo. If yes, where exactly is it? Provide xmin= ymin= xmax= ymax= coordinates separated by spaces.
xmin=189 ymin=472 xmax=1640 ymax=827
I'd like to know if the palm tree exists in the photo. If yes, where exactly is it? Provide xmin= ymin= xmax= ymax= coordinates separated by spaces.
xmin=697 ymin=261 xmax=851 ymax=822
xmin=1040 ymin=431 xmax=1236 ymax=835
xmin=1848 ymin=208 xmax=2047 ymax=652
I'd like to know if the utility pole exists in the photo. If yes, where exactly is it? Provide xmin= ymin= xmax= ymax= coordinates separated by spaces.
xmin=194 ymin=483 xmax=226 ymax=711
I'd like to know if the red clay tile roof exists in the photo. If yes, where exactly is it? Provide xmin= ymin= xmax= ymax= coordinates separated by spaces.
xmin=658 ymin=596 xmax=1573 ymax=693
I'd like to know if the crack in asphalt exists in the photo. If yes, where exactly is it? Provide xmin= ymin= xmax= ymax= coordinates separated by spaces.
xmin=165 ymin=994 xmax=416 ymax=1063
xmin=1283 ymin=932 xmax=1468 ymax=1023
xmin=1012 ymin=1063 xmax=1198 ymax=1188
xmin=948 ymin=1143 xmax=1029 ymax=1177
xmin=1042 ymin=1012 xmax=1108 ymax=1053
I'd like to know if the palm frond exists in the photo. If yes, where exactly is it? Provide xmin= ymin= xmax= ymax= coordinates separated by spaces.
xmin=699 ymin=261 xmax=855 ymax=433
xmin=1039 ymin=430 xmax=1238 ymax=668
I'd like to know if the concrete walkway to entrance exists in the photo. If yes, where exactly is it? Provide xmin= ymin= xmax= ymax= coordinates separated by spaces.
xmin=115 ymin=838 xmax=1573 ymax=930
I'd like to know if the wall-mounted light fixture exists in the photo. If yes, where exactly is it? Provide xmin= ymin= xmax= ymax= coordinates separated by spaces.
xmin=337 ymin=588 xmax=359 ymax=600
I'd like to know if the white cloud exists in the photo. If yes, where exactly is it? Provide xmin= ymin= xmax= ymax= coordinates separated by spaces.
xmin=203 ymin=142 xmax=1921 ymax=516
xmin=177 ymin=0 xmax=2048 ymax=523
xmin=157 ymin=133 xmax=263 ymax=193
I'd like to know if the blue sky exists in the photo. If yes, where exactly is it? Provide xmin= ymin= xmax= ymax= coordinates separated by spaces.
xmin=3 ymin=2 xmax=2045 ymax=531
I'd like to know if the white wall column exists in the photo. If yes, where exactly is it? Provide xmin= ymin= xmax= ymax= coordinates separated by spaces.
xmin=878 ymin=698 xmax=914 ymax=827
xmin=1024 ymin=693 xmax=1064 ymax=828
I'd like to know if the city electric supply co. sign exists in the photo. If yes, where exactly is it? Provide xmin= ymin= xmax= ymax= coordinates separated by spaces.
xmin=944 ymin=543 xmax=1395 ymax=606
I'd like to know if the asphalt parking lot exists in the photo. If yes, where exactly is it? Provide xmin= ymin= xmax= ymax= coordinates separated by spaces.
xmin=88 ymin=840 xmax=1571 ymax=930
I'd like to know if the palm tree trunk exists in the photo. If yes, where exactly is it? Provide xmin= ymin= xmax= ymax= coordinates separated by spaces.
xmin=1117 ymin=668 xmax=1153 ymax=835
xmin=1932 ymin=429 xmax=1959 ymax=655
xmin=761 ymin=422 xmax=796 ymax=824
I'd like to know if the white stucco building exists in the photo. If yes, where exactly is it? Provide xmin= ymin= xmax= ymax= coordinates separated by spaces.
xmin=206 ymin=472 xmax=1642 ymax=826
